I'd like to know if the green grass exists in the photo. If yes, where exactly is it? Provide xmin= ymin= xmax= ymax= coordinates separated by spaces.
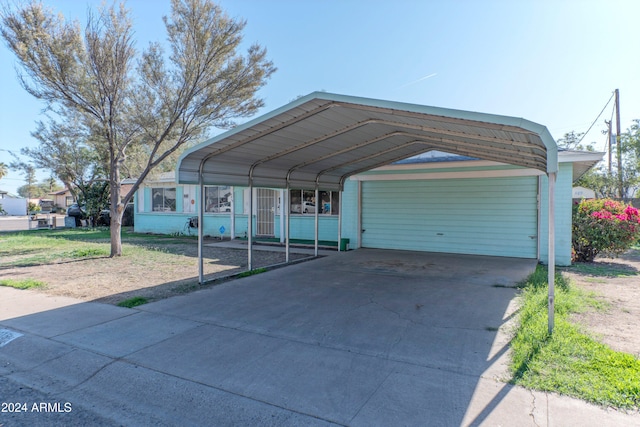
xmin=0 ymin=229 xmax=108 ymax=267
xmin=0 ymin=278 xmax=46 ymax=289
xmin=237 ymin=267 xmax=268 ymax=278
xmin=65 ymin=248 xmax=110 ymax=258
xmin=117 ymin=296 xmax=149 ymax=308
xmin=0 ymin=228 xmax=196 ymax=268
xmin=510 ymin=265 xmax=640 ymax=409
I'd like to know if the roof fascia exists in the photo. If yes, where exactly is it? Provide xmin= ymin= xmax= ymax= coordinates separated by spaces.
xmin=373 ymin=159 xmax=506 ymax=171
xmin=558 ymin=151 xmax=605 ymax=163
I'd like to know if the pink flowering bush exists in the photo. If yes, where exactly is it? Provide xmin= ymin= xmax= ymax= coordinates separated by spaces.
xmin=572 ymin=198 xmax=640 ymax=262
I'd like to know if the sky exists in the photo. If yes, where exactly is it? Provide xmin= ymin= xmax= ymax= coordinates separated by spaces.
xmin=1 ymin=0 xmax=639 ymax=194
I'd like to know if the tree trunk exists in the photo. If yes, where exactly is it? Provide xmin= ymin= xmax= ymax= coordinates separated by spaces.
xmin=110 ymin=202 xmax=124 ymax=257
xmin=110 ymin=161 xmax=123 ymax=257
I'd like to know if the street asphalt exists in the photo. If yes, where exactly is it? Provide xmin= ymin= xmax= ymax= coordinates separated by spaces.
xmin=0 ymin=215 xmax=66 ymax=232
xmin=1 ymin=249 xmax=638 ymax=426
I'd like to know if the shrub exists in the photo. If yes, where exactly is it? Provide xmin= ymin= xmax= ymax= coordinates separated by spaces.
xmin=28 ymin=202 xmax=41 ymax=213
xmin=572 ymin=198 xmax=640 ymax=262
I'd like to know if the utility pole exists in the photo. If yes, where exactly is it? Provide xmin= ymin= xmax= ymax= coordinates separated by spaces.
xmin=615 ymin=89 xmax=623 ymax=198
xmin=605 ymin=119 xmax=612 ymax=174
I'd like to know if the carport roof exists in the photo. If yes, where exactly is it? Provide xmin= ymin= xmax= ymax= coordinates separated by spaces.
xmin=177 ymin=92 xmax=558 ymax=191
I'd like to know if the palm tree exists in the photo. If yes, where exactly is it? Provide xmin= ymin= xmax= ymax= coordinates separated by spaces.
xmin=0 ymin=162 xmax=7 ymax=181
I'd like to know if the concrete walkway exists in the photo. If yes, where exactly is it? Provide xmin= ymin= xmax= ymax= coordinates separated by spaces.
xmin=1 ymin=249 xmax=638 ymax=426
xmin=207 ymin=238 xmax=340 ymax=257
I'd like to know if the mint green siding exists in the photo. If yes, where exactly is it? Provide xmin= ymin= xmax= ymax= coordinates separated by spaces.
xmin=135 ymin=186 xmax=339 ymax=241
xmin=274 ymin=216 xmax=338 ymax=241
xmin=134 ymin=161 xmax=575 ymax=265
xmin=339 ymin=179 xmax=360 ymax=247
xmin=538 ymin=163 xmax=573 ymax=266
xmin=135 ymin=212 xmax=249 ymax=236
xmin=135 ymin=187 xmax=247 ymax=236
xmin=360 ymin=176 xmax=538 ymax=258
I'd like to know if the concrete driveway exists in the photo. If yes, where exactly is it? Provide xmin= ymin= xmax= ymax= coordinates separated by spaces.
xmin=0 ymin=249 xmax=637 ymax=426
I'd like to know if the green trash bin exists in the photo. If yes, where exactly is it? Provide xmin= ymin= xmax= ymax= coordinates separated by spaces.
xmin=339 ymin=238 xmax=350 ymax=251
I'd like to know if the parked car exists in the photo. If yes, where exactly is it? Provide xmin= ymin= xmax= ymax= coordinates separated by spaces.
xmin=212 ymin=202 xmax=231 ymax=213
xmin=66 ymin=204 xmax=87 ymax=226
xmin=291 ymin=201 xmax=316 ymax=213
xmin=97 ymin=209 xmax=110 ymax=226
xmin=96 ymin=203 xmax=134 ymax=227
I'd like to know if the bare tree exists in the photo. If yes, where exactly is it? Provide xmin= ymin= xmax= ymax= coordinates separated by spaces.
xmin=1 ymin=0 xmax=275 ymax=256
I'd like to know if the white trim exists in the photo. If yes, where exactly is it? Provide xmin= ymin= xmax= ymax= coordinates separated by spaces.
xmin=548 ymin=172 xmax=557 ymax=334
xmin=137 ymin=190 xmax=145 ymax=213
xmin=537 ymin=175 xmax=542 ymax=261
xmin=351 ymin=168 xmax=544 ymax=182
xmin=142 ymin=172 xmax=176 ymax=185
xmin=230 ymin=186 xmax=236 ymax=239
xmin=279 ymin=189 xmax=285 ymax=243
xmin=367 ymin=151 xmax=601 ymax=174
xmin=357 ymin=181 xmax=362 ymax=249
xmin=372 ymin=159 xmax=501 ymax=171
xmin=558 ymin=151 xmax=604 ymax=163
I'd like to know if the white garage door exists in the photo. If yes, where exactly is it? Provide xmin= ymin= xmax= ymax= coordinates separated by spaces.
xmin=361 ymin=176 xmax=538 ymax=258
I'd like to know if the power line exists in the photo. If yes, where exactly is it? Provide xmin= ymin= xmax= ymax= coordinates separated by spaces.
xmin=576 ymin=92 xmax=615 ymax=146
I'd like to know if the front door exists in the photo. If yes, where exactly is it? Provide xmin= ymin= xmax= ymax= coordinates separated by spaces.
xmin=256 ymin=189 xmax=276 ymax=236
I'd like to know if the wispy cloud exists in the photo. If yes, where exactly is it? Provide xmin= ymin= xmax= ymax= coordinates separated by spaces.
xmin=398 ymin=72 xmax=438 ymax=89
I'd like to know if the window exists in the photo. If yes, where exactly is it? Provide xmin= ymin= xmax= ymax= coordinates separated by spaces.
xmin=205 ymin=186 xmax=232 ymax=213
xmin=65 ymin=196 xmax=74 ymax=207
xmin=152 ymin=187 xmax=176 ymax=212
xmin=289 ymin=190 xmax=339 ymax=215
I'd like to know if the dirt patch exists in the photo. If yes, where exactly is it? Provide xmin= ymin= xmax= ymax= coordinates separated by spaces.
xmin=0 ymin=240 xmax=309 ymax=305
xmin=561 ymin=249 xmax=640 ymax=358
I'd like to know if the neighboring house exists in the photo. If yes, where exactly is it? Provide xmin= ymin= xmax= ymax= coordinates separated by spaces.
xmin=0 ymin=190 xmax=20 ymax=199
xmin=49 ymin=181 xmax=136 ymax=209
xmin=120 ymin=179 xmax=136 ymax=202
xmin=0 ymin=191 xmax=27 ymax=215
xmin=134 ymin=149 xmax=602 ymax=266
xmin=49 ymin=188 xmax=75 ymax=211
xmin=572 ymin=186 xmax=596 ymax=200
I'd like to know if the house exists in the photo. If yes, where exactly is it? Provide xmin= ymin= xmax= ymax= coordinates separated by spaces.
xmin=0 ymin=191 xmax=27 ymax=215
xmin=48 ymin=181 xmax=136 ymax=211
xmin=49 ymin=188 xmax=75 ymax=211
xmin=572 ymin=186 xmax=596 ymax=200
xmin=0 ymin=190 xmax=20 ymax=199
xmin=135 ymin=149 xmax=600 ymax=266
xmin=134 ymin=93 xmax=603 ymax=268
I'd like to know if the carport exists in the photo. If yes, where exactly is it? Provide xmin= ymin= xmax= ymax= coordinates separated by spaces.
xmin=177 ymin=92 xmax=559 ymax=331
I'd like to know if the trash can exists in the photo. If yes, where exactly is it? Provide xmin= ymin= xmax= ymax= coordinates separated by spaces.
xmin=339 ymin=238 xmax=350 ymax=251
